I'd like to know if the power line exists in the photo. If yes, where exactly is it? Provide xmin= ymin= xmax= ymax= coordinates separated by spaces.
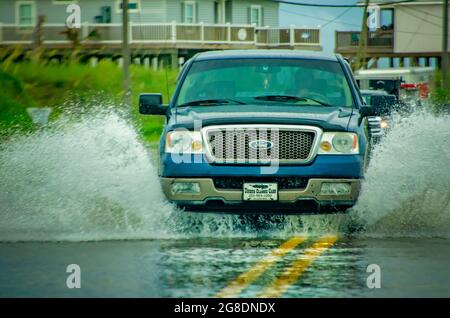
xmin=321 ymin=7 xmax=354 ymax=28
xmin=407 ymin=6 xmax=443 ymax=20
xmin=279 ymin=7 xmax=442 ymax=36
xmin=272 ymin=0 xmax=418 ymax=8
xmin=400 ymin=7 xmax=443 ymax=28
xmin=279 ymin=7 xmax=360 ymax=28
xmin=403 ymin=11 xmax=428 ymax=51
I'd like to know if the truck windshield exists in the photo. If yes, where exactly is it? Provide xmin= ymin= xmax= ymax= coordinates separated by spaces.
xmin=176 ymin=58 xmax=355 ymax=108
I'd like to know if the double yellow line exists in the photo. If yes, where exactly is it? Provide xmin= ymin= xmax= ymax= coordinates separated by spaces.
xmin=215 ymin=235 xmax=338 ymax=298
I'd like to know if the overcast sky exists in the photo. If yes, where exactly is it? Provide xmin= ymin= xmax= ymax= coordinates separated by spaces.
xmin=278 ymin=0 xmax=364 ymax=53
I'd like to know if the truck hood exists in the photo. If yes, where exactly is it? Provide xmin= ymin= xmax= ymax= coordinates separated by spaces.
xmin=168 ymin=105 xmax=356 ymax=131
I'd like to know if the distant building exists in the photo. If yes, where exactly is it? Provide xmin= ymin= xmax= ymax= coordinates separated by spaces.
xmin=0 ymin=0 xmax=280 ymax=26
xmin=0 ymin=0 xmax=322 ymax=66
xmin=335 ymin=0 xmax=449 ymax=68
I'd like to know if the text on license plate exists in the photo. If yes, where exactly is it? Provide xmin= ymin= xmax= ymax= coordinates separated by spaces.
xmin=243 ymin=183 xmax=278 ymax=201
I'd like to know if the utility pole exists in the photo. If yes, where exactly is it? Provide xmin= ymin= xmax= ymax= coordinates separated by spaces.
xmin=356 ymin=0 xmax=370 ymax=71
xmin=442 ymin=0 xmax=449 ymax=90
xmin=122 ymin=0 xmax=131 ymax=105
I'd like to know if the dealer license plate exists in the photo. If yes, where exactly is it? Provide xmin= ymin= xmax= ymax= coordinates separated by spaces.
xmin=243 ymin=183 xmax=278 ymax=201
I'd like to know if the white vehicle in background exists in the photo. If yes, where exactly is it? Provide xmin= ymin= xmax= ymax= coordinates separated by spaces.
xmin=354 ymin=67 xmax=435 ymax=107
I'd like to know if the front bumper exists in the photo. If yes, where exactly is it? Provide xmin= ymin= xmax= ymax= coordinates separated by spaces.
xmin=161 ymin=177 xmax=360 ymax=213
xmin=161 ymin=154 xmax=364 ymax=178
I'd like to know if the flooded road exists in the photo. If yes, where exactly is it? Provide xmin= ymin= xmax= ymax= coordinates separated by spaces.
xmin=1 ymin=237 xmax=450 ymax=297
xmin=0 ymin=107 xmax=449 ymax=298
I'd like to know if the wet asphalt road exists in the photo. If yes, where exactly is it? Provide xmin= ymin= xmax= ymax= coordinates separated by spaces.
xmin=1 ymin=237 xmax=450 ymax=298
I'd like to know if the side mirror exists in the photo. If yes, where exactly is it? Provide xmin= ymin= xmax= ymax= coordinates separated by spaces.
xmin=139 ymin=93 xmax=167 ymax=115
xmin=359 ymin=105 xmax=376 ymax=117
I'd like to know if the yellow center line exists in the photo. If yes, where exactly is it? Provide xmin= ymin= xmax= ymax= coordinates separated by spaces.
xmin=215 ymin=236 xmax=308 ymax=298
xmin=259 ymin=235 xmax=338 ymax=298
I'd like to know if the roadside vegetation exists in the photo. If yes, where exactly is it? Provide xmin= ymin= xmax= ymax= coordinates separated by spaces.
xmin=1 ymin=57 xmax=449 ymax=144
xmin=430 ymin=71 xmax=450 ymax=114
xmin=0 ymin=59 xmax=178 ymax=143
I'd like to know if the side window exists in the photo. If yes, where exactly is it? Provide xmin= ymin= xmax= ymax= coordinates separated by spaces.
xmin=16 ymin=2 xmax=35 ymax=26
xmin=177 ymin=71 xmax=198 ymax=103
xmin=343 ymin=60 xmax=363 ymax=105
xmin=177 ymin=60 xmax=190 ymax=82
xmin=249 ymin=5 xmax=262 ymax=26
xmin=183 ymin=1 xmax=197 ymax=24
xmin=380 ymin=9 xmax=393 ymax=30
xmin=362 ymin=95 xmax=370 ymax=105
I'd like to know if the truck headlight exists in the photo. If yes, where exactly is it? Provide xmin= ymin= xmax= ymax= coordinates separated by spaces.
xmin=165 ymin=130 xmax=204 ymax=154
xmin=332 ymin=133 xmax=355 ymax=153
xmin=318 ymin=132 xmax=359 ymax=154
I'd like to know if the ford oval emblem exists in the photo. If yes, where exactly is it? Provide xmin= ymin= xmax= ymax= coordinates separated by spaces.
xmin=249 ymin=140 xmax=274 ymax=150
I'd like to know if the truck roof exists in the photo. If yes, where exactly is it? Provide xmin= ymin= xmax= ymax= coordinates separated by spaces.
xmin=360 ymin=89 xmax=391 ymax=96
xmin=194 ymin=50 xmax=339 ymax=62
xmin=354 ymin=67 xmax=435 ymax=78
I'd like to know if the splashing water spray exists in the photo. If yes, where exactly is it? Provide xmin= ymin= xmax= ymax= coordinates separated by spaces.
xmin=0 ymin=104 xmax=448 ymax=241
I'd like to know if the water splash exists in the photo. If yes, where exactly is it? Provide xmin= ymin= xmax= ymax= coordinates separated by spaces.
xmin=351 ymin=110 xmax=450 ymax=237
xmin=0 ymin=105 xmax=341 ymax=241
xmin=0 ymin=105 xmax=448 ymax=241
xmin=0 ymin=106 xmax=171 ymax=241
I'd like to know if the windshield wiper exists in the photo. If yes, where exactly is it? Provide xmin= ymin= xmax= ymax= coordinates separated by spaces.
xmin=254 ymin=95 xmax=304 ymax=103
xmin=299 ymin=97 xmax=331 ymax=106
xmin=253 ymin=95 xmax=331 ymax=106
xmin=178 ymin=99 xmax=246 ymax=107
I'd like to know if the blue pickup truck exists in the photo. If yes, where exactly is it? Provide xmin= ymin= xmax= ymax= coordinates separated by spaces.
xmin=139 ymin=50 xmax=380 ymax=213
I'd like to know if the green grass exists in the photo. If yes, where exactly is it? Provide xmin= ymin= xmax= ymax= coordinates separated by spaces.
xmin=0 ymin=70 xmax=33 ymax=132
xmin=430 ymin=71 xmax=450 ymax=114
xmin=0 ymin=61 xmax=178 ymax=143
xmin=130 ymin=64 xmax=178 ymax=142
xmin=5 ymin=60 xmax=447 ymax=143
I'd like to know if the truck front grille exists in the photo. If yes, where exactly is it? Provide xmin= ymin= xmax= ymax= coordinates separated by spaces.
xmin=213 ymin=177 xmax=309 ymax=190
xmin=203 ymin=125 xmax=320 ymax=164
